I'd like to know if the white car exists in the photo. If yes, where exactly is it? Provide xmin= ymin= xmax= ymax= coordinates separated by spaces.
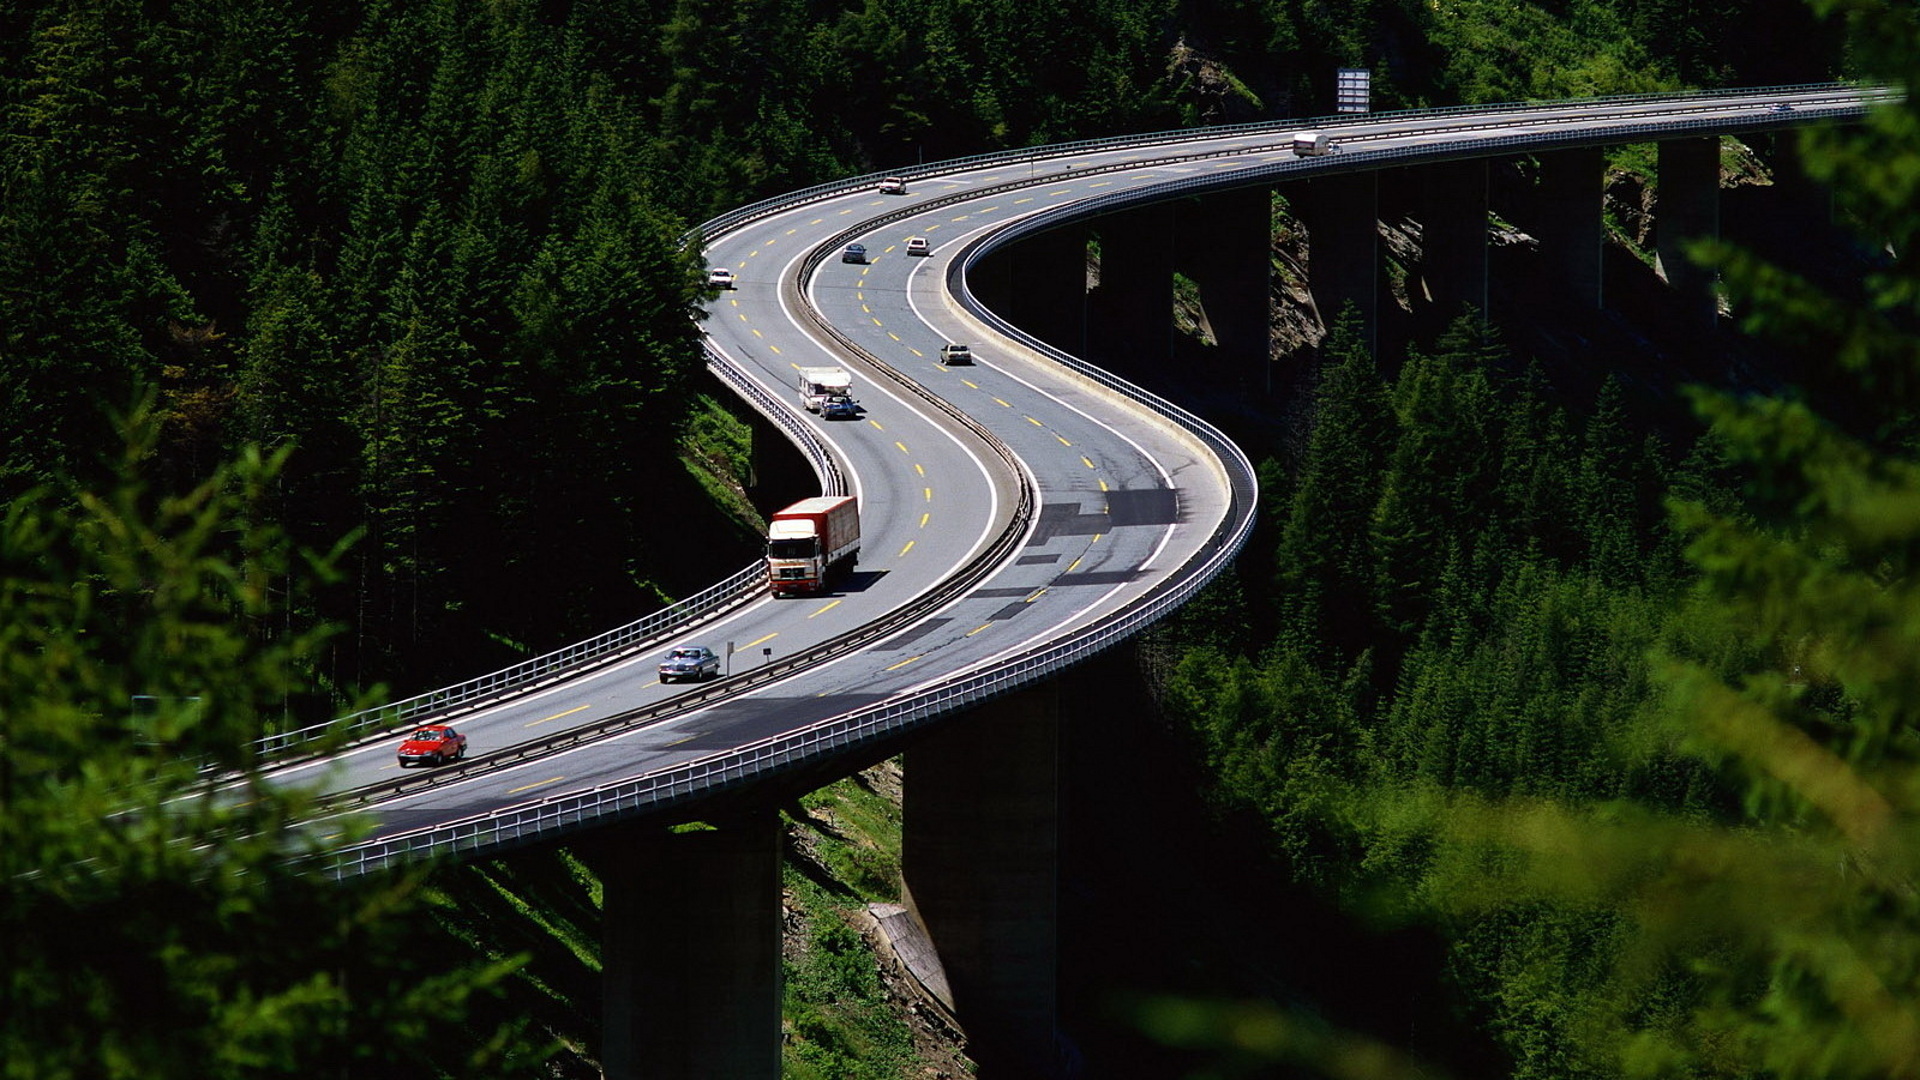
xmin=707 ymin=267 xmax=736 ymax=289
xmin=938 ymin=343 xmax=973 ymax=366
xmin=905 ymin=236 xmax=931 ymax=257
xmin=877 ymin=176 xmax=907 ymax=195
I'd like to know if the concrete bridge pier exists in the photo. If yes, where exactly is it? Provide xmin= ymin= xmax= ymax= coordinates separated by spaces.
xmin=902 ymin=683 xmax=1062 ymax=1078
xmin=1175 ymin=186 xmax=1274 ymax=372
xmin=1289 ymin=173 xmax=1379 ymax=353
xmin=1534 ymin=147 xmax=1606 ymax=309
xmin=1418 ymin=159 xmax=1490 ymax=326
xmin=595 ymin=813 xmax=784 ymax=1080
xmin=1656 ymin=136 xmax=1723 ymax=330
xmin=743 ymin=404 xmax=817 ymax=513
xmin=1088 ymin=202 xmax=1177 ymax=377
xmin=1000 ymin=226 xmax=1091 ymax=357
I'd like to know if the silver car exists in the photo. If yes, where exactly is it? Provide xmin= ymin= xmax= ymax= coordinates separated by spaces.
xmin=658 ymin=644 xmax=721 ymax=683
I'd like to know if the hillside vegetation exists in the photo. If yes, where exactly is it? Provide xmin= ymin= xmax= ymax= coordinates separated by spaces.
xmin=2 ymin=0 xmax=1905 ymax=1076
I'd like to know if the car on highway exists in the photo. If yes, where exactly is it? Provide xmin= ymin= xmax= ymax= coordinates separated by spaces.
xmin=396 ymin=725 xmax=467 ymax=768
xmin=659 ymin=643 xmax=721 ymax=683
xmin=707 ymin=267 xmax=736 ymax=289
xmin=841 ymin=242 xmax=867 ymax=264
xmin=819 ymin=395 xmax=860 ymax=420
xmin=905 ymin=236 xmax=931 ymax=257
xmin=877 ymin=176 xmax=907 ymax=194
xmin=938 ymin=343 xmax=973 ymax=366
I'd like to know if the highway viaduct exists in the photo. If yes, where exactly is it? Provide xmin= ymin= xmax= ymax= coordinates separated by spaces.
xmin=301 ymin=86 xmax=1884 ymax=1079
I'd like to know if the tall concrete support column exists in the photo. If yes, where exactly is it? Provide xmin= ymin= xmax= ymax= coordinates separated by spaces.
xmin=903 ymin=684 xmax=1061 ymax=1077
xmin=1000 ymin=226 xmax=1090 ymax=357
xmin=598 ymin=814 xmax=783 ymax=1080
xmin=744 ymin=405 xmax=816 ymax=516
xmin=1657 ymin=136 xmax=1722 ymax=330
xmin=969 ymin=244 xmax=1017 ymax=322
xmin=1767 ymin=130 xmax=1833 ymax=225
xmin=1177 ymin=186 xmax=1274 ymax=369
xmin=1420 ymin=159 xmax=1489 ymax=323
xmin=1291 ymin=174 xmax=1379 ymax=353
xmin=1535 ymin=147 xmax=1605 ymax=309
xmin=1090 ymin=202 xmax=1176 ymax=373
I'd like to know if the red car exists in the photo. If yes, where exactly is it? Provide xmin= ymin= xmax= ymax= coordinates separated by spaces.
xmin=396 ymin=724 xmax=467 ymax=768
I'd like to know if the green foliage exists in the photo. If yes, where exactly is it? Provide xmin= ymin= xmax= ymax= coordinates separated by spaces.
xmin=1156 ymin=5 xmax=1920 ymax=1078
xmin=781 ymin=769 xmax=922 ymax=1080
xmin=0 ymin=403 xmax=527 ymax=1079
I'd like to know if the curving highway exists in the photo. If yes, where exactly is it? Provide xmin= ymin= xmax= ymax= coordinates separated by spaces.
xmin=283 ymin=84 xmax=1887 ymax=874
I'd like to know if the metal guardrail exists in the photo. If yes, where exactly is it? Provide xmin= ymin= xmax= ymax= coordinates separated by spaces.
xmin=691 ymin=82 xmax=1889 ymax=243
xmin=256 ymin=348 xmax=849 ymax=760
xmin=323 ymin=84 xmax=1888 ymax=874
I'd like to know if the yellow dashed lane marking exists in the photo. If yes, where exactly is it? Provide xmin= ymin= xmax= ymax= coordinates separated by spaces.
xmin=899 ymin=539 xmax=915 ymax=556
xmin=914 ymin=463 xmax=924 ymax=476
xmin=742 ymin=633 xmax=777 ymax=650
xmin=1055 ymin=434 xmax=1072 ymax=446
xmin=895 ymin=441 xmax=910 ymax=454
xmin=919 ymin=513 xmax=930 ymax=527
xmin=810 ymin=599 xmax=841 ymax=617
xmin=965 ymin=623 xmax=993 ymax=637
xmin=526 ymin=704 xmax=590 ymax=729
xmin=1082 ymin=456 xmax=1096 ymax=469
xmin=507 ymin=776 xmax=565 ymax=795
xmin=886 ymin=655 xmax=924 ymax=672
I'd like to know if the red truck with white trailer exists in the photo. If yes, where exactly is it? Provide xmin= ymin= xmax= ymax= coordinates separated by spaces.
xmin=766 ymin=495 xmax=860 ymax=597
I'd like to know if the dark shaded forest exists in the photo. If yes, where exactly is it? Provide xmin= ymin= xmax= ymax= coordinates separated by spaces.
xmin=0 ymin=0 xmax=1840 ymax=707
xmin=7 ymin=0 xmax=1917 ymax=1076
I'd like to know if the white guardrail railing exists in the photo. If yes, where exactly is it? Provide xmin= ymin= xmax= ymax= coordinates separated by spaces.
xmin=256 ymin=344 xmax=846 ymax=758
xmin=322 ymin=84 xmax=1889 ymax=875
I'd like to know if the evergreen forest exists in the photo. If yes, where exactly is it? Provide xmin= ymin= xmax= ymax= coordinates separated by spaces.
xmin=5 ymin=0 xmax=1919 ymax=1075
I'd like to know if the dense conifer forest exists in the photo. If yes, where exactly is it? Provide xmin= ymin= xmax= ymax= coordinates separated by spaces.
xmin=6 ymin=0 xmax=1918 ymax=1075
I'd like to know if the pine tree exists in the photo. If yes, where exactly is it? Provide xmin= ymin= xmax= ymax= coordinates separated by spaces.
xmin=1329 ymin=4 xmax=1920 ymax=1075
xmin=0 ymin=402 xmax=527 ymax=1078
